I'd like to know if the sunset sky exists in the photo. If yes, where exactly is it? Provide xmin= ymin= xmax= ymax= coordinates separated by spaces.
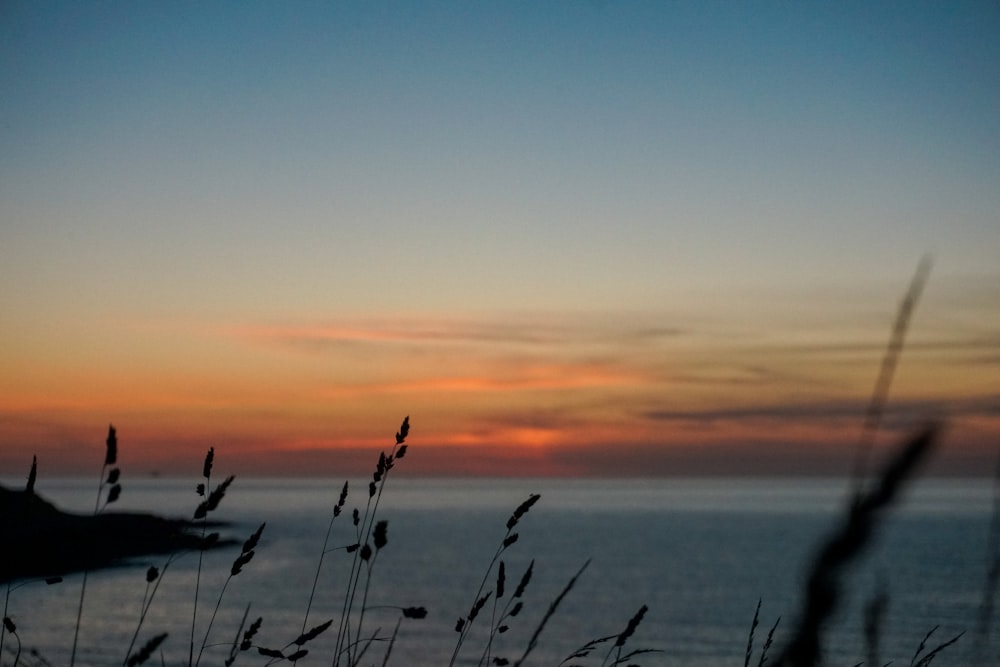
xmin=2 ymin=2 xmax=998 ymax=478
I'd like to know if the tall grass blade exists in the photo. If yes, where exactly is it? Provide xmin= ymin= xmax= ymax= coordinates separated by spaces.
xmin=71 ymin=424 xmax=118 ymax=667
xmin=774 ymin=424 xmax=940 ymax=667
xmin=972 ymin=453 xmax=1000 ymax=666
xmin=850 ymin=256 xmax=931 ymax=492
xmin=513 ymin=559 xmax=590 ymax=667
xmin=745 ymin=598 xmax=761 ymax=667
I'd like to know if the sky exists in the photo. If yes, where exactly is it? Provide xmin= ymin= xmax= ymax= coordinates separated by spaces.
xmin=1 ymin=1 xmax=998 ymax=478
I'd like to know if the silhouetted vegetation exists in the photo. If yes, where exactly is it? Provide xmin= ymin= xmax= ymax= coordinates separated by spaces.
xmin=3 ymin=415 xmax=993 ymax=666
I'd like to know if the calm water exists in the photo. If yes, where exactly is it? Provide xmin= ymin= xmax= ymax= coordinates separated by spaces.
xmin=2 ymin=477 xmax=996 ymax=667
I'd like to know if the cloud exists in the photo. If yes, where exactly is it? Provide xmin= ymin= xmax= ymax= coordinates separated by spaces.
xmin=316 ymin=361 xmax=651 ymax=399
xmin=640 ymin=395 xmax=1000 ymax=426
xmin=235 ymin=321 xmax=566 ymax=348
xmin=223 ymin=313 xmax=690 ymax=352
xmin=641 ymin=401 xmax=864 ymax=424
xmin=760 ymin=336 xmax=1000 ymax=357
xmin=666 ymin=363 xmax=828 ymax=389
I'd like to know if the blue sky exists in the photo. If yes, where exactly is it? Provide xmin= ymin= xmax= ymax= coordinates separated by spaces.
xmin=1 ymin=2 xmax=998 ymax=475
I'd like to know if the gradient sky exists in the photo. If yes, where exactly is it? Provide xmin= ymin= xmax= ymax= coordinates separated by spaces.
xmin=2 ymin=1 xmax=998 ymax=478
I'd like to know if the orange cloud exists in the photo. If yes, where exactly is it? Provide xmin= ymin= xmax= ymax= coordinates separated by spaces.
xmin=313 ymin=363 xmax=650 ymax=400
xmin=3 ymin=305 xmax=999 ymax=478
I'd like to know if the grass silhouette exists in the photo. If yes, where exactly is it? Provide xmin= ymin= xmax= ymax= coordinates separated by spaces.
xmin=70 ymin=424 xmax=122 ymax=667
xmin=2 ymin=416 xmax=987 ymax=667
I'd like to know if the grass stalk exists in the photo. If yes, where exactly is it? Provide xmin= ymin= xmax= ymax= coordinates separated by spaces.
xmin=774 ymin=423 xmax=940 ymax=667
xmin=1 ymin=584 xmax=10 ymax=664
xmin=850 ymin=256 xmax=931 ymax=494
xmin=970 ymin=452 xmax=1000 ymax=666
xmin=332 ymin=417 xmax=408 ymax=667
xmin=863 ymin=580 xmax=888 ymax=667
xmin=350 ymin=541 xmax=380 ymax=665
xmin=3 ymin=616 xmax=20 ymax=667
xmin=379 ymin=618 xmax=401 ymax=667
xmin=71 ymin=424 xmax=118 ymax=667
xmin=189 ymin=450 xmax=212 ymax=667
xmin=195 ymin=576 xmax=231 ymax=667
xmin=299 ymin=480 xmax=348 ymax=642
xmin=194 ymin=523 xmax=264 ymax=666
xmin=775 ymin=259 xmax=937 ymax=666
xmin=600 ymin=604 xmax=648 ymax=667
xmin=513 ymin=559 xmax=590 ymax=667
xmin=449 ymin=493 xmax=539 ymax=667
xmin=223 ymin=603 xmax=251 ymax=667
xmin=479 ymin=561 xmax=505 ymax=667
xmin=758 ymin=616 xmax=780 ymax=667
xmin=124 ymin=559 xmax=177 ymax=666
xmin=188 ymin=449 xmax=235 ymax=667
xmin=745 ymin=599 xmax=761 ymax=667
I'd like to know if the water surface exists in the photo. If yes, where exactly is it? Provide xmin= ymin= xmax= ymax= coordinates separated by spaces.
xmin=2 ymin=477 xmax=994 ymax=666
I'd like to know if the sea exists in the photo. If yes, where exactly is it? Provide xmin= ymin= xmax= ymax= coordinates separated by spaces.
xmin=1 ymin=476 xmax=996 ymax=667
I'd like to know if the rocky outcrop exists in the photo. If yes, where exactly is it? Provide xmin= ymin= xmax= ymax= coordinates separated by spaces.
xmin=0 ymin=485 xmax=230 ymax=582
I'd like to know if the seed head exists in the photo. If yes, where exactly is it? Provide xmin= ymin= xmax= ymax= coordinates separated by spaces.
xmin=231 ymin=550 xmax=254 ymax=576
xmin=402 ymin=607 xmax=427 ymax=619
xmin=469 ymin=592 xmax=492 ymax=621
xmin=396 ymin=416 xmax=409 ymax=444
xmin=105 ymin=425 xmax=117 ymax=465
xmin=202 ymin=447 xmax=214 ymax=479
xmin=506 ymin=493 xmax=540 ymax=530
xmin=106 ymin=483 xmax=122 ymax=505
xmin=615 ymin=604 xmax=648 ymax=647
xmin=240 ymin=617 xmax=263 ymax=650
xmin=26 ymin=455 xmax=37 ymax=494
xmin=374 ymin=520 xmax=388 ymax=550
xmin=243 ymin=522 xmax=266 ymax=553
xmin=513 ymin=560 xmax=534 ymax=599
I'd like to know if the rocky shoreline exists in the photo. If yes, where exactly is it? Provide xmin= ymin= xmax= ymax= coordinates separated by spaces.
xmin=0 ymin=484 xmax=232 ymax=582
